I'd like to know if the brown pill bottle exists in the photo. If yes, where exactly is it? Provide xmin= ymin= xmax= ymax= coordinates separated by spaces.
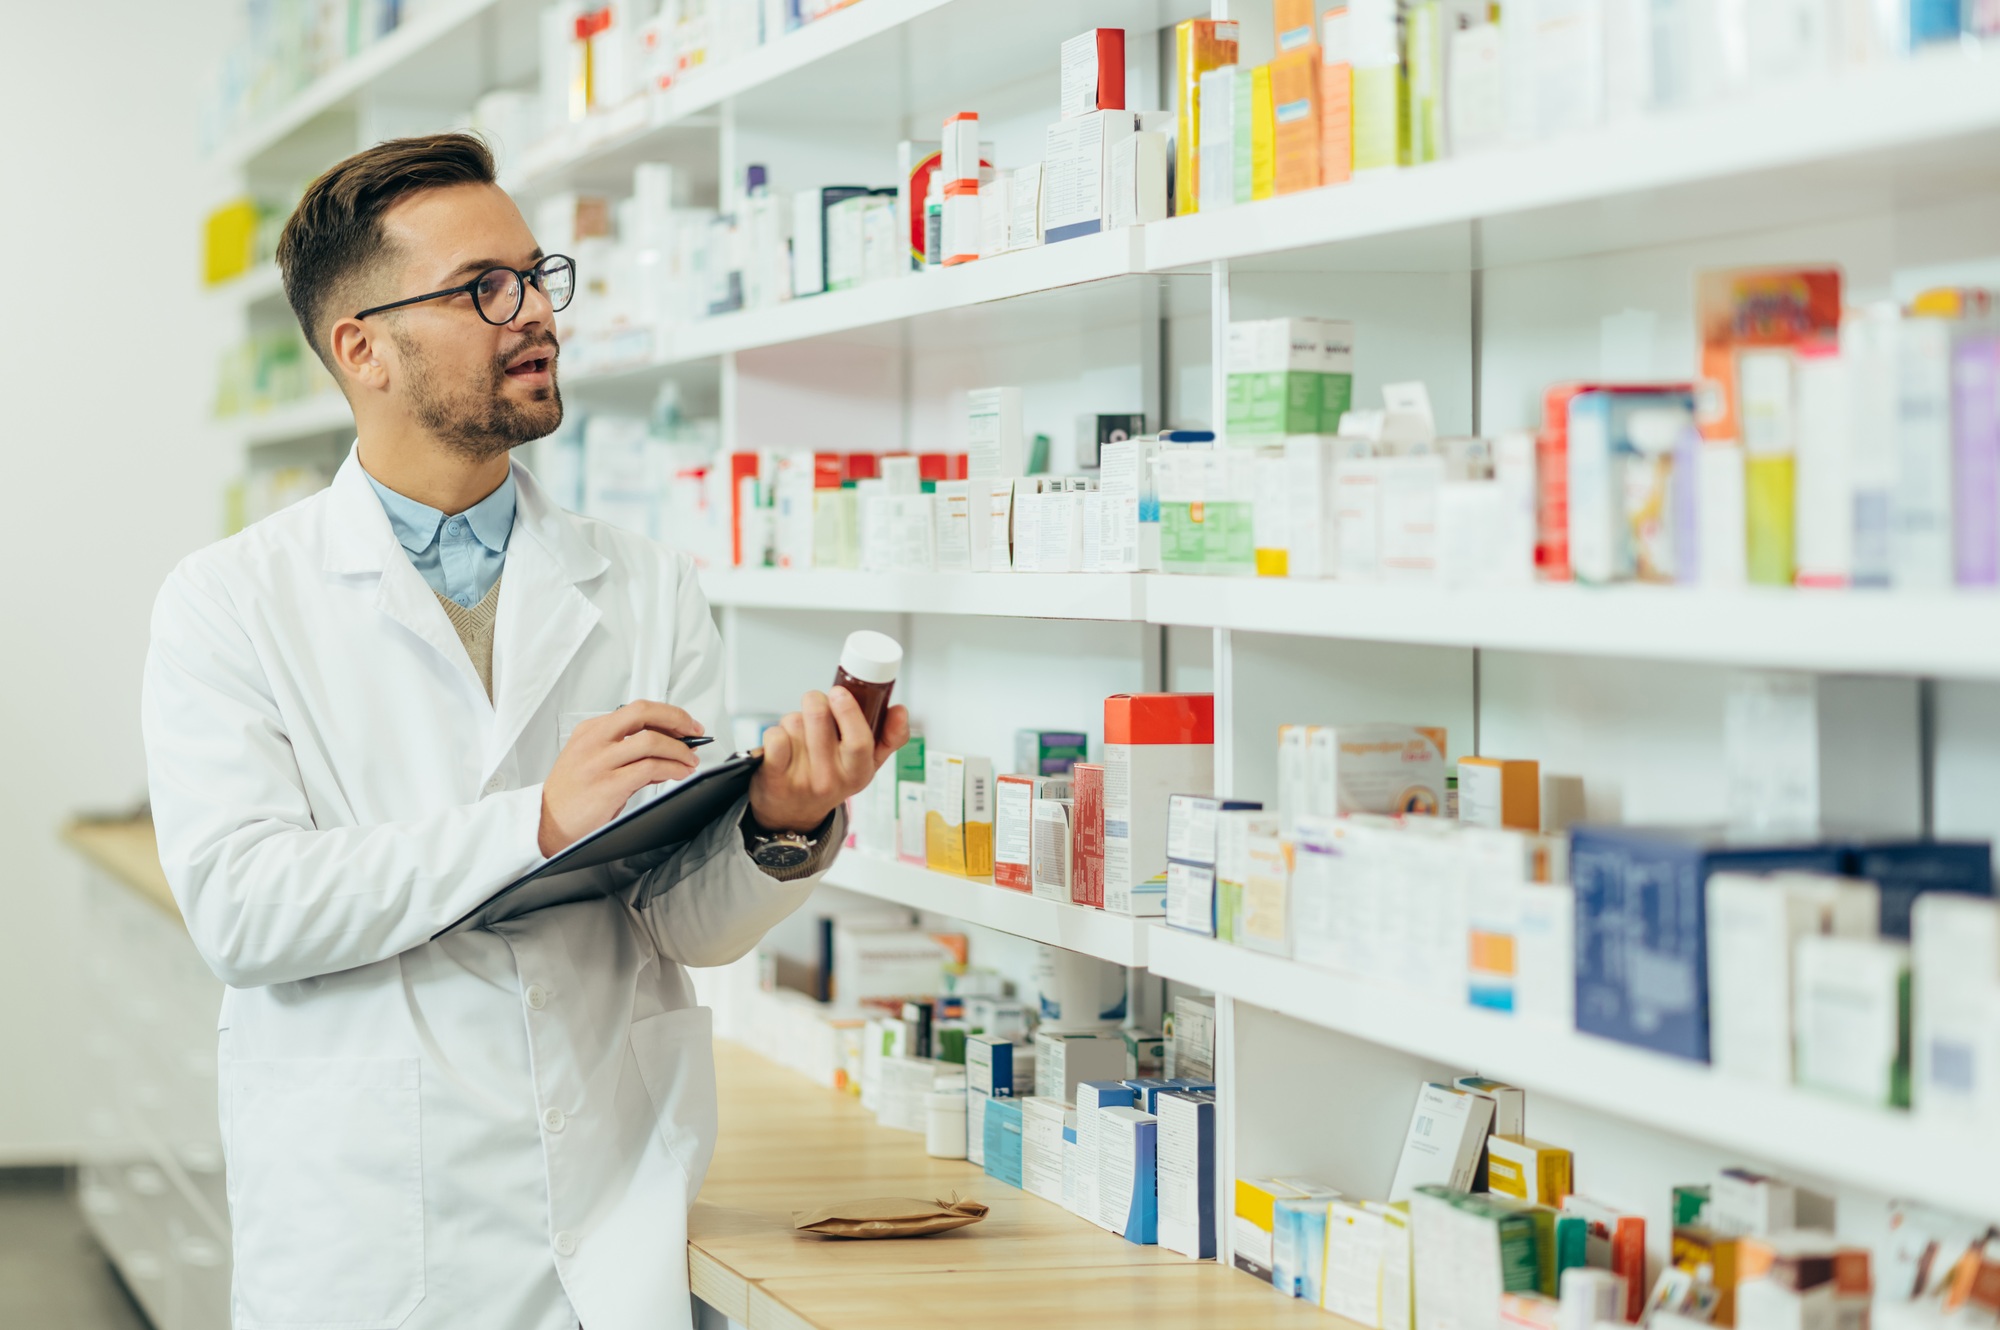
xmin=832 ymin=630 xmax=902 ymax=742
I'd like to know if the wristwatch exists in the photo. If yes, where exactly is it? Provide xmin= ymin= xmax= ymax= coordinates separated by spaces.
xmin=741 ymin=808 xmax=835 ymax=871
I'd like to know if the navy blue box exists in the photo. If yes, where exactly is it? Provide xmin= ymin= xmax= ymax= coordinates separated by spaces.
xmin=1571 ymin=826 xmax=1843 ymax=1063
xmin=1843 ymin=839 xmax=1993 ymax=939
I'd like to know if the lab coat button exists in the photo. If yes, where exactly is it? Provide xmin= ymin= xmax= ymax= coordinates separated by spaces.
xmin=542 ymin=1107 xmax=566 ymax=1133
xmin=485 ymin=776 xmax=503 ymax=794
xmin=525 ymin=984 xmax=548 ymax=1010
xmin=553 ymin=1231 xmax=576 ymax=1257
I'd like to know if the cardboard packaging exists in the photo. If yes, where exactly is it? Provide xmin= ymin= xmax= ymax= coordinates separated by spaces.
xmin=1486 ymin=1137 xmax=1573 ymax=1207
xmin=1061 ymin=28 xmax=1127 ymax=118
xmin=1275 ymin=1183 xmax=1346 ymax=1299
xmin=1069 ymin=1078 xmax=1135 ymax=1226
xmin=1172 ymin=994 xmax=1216 ymax=1081
xmin=1235 ymin=1178 xmax=1310 ymax=1282
xmin=1459 ymin=757 xmax=1542 ymax=831
xmin=1175 ymin=19 xmax=1242 ymax=215
xmin=1030 ymin=794 xmax=1075 ymax=901
xmin=1706 ymin=871 xmax=1879 ymax=1084
xmin=1098 ymin=1107 xmax=1160 ymax=1243
xmin=1272 ymin=45 xmax=1322 ymax=195
xmin=981 ymin=1095 xmax=1024 ymax=1187
xmin=1166 ymin=794 xmax=1262 ymax=936
xmin=1389 ymin=1082 xmax=1496 ymax=1200
xmin=924 ymin=752 xmax=995 ymax=877
xmin=1571 ymin=827 xmax=1844 ymax=1062
xmin=1412 ymin=1186 xmax=1543 ymax=1330
xmin=1227 ymin=318 xmax=1358 ymax=438
xmin=1036 ymin=1032 xmax=1127 ymax=1104
xmin=1021 ymin=1096 xmax=1069 ymax=1203
xmin=1070 ymin=762 xmax=1107 ymax=907
xmin=1043 ymin=110 xmax=1139 ymax=243
xmin=1794 ymin=935 xmax=1913 ymax=1107
xmin=967 ymin=386 xmax=1026 ymax=481
xmin=1155 ymin=1090 xmax=1216 ymax=1258
xmin=1103 ymin=694 xmax=1215 ymax=915
xmin=1235 ymin=812 xmax=1293 ymax=957
xmin=1912 ymin=891 xmax=2000 ymax=1120
xmin=993 ymin=773 xmax=1036 ymax=892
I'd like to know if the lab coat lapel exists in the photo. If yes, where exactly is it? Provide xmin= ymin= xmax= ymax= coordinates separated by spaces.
xmin=488 ymin=461 xmax=609 ymax=775
xmin=320 ymin=451 xmax=490 ymax=703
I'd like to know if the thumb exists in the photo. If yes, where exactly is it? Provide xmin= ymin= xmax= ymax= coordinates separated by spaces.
xmin=761 ymin=723 xmax=794 ymax=774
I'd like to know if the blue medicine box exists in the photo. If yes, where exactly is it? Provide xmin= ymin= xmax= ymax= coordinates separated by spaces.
xmin=1843 ymin=839 xmax=1992 ymax=939
xmin=983 ymin=1096 xmax=1024 ymax=1189
xmin=1571 ymin=826 xmax=1841 ymax=1062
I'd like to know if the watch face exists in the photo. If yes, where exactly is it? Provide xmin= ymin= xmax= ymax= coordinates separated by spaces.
xmin=753 ymin=839 xmax=812 ymax=871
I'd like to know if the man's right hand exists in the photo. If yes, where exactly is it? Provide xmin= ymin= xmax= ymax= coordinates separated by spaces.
xmin=538 ymin=701 xmax=704 ymax=857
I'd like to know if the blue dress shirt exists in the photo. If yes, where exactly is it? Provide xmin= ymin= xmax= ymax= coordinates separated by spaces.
xmin=365 ymin=470 xmax=516 ymax=608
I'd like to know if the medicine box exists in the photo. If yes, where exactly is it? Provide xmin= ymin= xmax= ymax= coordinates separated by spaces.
xmin=1071 ymin=762 xmax=1107 ymax=907
xmin=993 ymin=773 xmax=1035 ymax=892
xmin=1031 ymin=795 xmax=1075 ymax=901
xmin=924 ymin=752 xmax=995 ymax=877
xmin=982 ymin=1095 xmax=1024 ymax=1188
xmin=1485 ymin=1136 xmax=1572 ymax=1207
xmin=1016 ymin=728 xmax=1089 ymax=777
xmin=1061 ymin=29 xmax=1128 ymax=118
xmin=1706 ymin=871 xmax=1879 ymax=1084
xmin=1021 ymin=1096 xmax=1069 ymax=1203
xmin=1912 ymin=892 xmax=2000 ymax=1120
xmin=1036 ymin=1032 xmax=1127 ymax=1104
xmin=1389 ymin=1082 xmax=1495 ymax=1201
xmin=1226 ymin=317 xmax=1357 ymax=437
xmin=1098 ymin=1107 xmax=1159 ymax=1244
xmin=1042 ymin=110 xmax=1139 ymax=244
xmin=1103 ymin=694 xmax=1215 ymax=914
xmin=1172 ymin=995 xmax=1216 ymax=1081
xmin=1235 ymin=813 xmax=1293 ymax=956
xmin=1794 ymin=935 xmax=1912 ymax=1107
xmin=1318 ymin=724 xmax=1448 ymax=816
xmin=1235 ymin=1178 xmax=1309 ymax=1282
xmin=1842 ymin=838 xmax=1992 ymax=939
xmin=1157 ymin=447 xmax=1258 ymax=576
xmin=1073 ymin=1079 xmax=1136 ymax=1227
xmin=1166 ymin=794 xmax=1262 ymax=936
xmin=1571 ymin=827 xmax=1843 ymax=1062
xmin=1459 ymin=757 xmax=1541 ymax=831
xmin=1275 ymin=1183 xmax=1345 ymax=1299
xmin=1155 ymin=1090 xmax=1216 ymax=1258
xmin=1412 ymin=1187 xmax=1543 ymax=1330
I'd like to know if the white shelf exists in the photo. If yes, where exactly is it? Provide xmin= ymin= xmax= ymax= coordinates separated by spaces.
xmin=230 ymin=396 xmax=353 ymax=449
xmin=699 ymin=567 xmax=1145 ymax=621
xmin=215 ymin=0 xmax=510 ymax=174
xmin=824 ymin=852 xmax=1151 ymax=967
xmin=1145 ymin=47 xmax=2000 ymax=274
xmin=1146 ymin=926 xmax=1999 ymax=1221
xmin=1142 ymin=576 xmax=2000 ymax=681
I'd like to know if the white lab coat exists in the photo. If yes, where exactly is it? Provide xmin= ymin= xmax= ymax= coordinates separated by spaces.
xmin=142 ymin=450 xmax=824 ymax=1330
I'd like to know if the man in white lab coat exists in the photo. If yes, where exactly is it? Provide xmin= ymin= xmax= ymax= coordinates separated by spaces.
xmin=141 ymin=133 xmax=907 ymax=1330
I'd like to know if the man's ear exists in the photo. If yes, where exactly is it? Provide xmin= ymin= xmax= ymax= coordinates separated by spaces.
xmin=327 ymin=314 xmax=391 ymax=395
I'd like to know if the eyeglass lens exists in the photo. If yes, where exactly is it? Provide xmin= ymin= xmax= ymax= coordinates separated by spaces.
xmin=471 ymin=257 xmax=577 ymax=325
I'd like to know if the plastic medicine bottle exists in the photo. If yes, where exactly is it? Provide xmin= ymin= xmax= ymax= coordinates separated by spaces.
xmin=832 ymin=630 xmax=902 ymax=741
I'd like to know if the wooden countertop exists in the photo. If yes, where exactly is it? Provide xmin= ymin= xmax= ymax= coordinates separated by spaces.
xmin=695 ymin=1041 xmax=1339 ymax=1329
xmin=62 ymin=816 xmax=179 ymax=923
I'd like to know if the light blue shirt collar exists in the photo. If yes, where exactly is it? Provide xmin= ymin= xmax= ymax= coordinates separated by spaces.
xmin=364 ymin=469 xmax=516 ymax=608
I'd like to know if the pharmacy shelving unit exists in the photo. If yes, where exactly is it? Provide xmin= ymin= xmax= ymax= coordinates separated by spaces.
xmin=185 ymin=3 xmax=2000 ymax=1329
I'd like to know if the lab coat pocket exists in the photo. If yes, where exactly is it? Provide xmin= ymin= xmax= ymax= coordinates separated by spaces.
xmin=558 ymin=709 xmax=613 ymax=750
xmin=628 ymin=1005 xmax=718 ymax=1196
xmin=228 ymin=1057 xmax=425 ymax=1330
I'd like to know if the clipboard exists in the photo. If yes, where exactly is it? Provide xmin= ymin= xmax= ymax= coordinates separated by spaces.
xmin=436 ymin=750 xmax=764 ymax=937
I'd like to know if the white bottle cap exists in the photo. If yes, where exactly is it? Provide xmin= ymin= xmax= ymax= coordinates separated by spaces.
xmin=839 ymin=630 xmax=902 ymax=685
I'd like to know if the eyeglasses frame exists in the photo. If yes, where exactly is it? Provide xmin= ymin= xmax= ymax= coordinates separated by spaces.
xmin=352 ymin=254 xmax=578 ymax=325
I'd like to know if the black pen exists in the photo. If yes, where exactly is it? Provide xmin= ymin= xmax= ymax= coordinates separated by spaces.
xmin=681 ymin=736 xmax=716 ymax=748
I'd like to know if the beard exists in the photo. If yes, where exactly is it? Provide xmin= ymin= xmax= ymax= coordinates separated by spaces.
xmin=395 ymin=327 xmax=564 ymax=461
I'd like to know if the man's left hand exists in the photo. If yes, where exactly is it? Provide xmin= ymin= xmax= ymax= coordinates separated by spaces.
xmin=748 ymin=686 xmax=911 ymax=833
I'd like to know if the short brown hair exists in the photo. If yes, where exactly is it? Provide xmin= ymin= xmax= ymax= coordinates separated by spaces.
xmin=277 ymin=132 xmax=496 ymax=365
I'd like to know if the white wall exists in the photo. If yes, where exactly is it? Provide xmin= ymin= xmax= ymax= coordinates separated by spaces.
xmin=0 ymin=0 xmax=236 ymax=1160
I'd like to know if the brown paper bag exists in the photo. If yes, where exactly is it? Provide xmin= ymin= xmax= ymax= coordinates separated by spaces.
xmin=791 ymin=1194 xmax=989 ymax=1239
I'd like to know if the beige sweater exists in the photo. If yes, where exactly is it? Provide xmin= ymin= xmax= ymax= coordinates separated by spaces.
xmin=435 ymin=578 xmax=503 ymax=700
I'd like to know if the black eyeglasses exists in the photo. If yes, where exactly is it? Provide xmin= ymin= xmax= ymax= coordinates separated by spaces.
xmin=355 ymin=254 xmax=577 ymax=325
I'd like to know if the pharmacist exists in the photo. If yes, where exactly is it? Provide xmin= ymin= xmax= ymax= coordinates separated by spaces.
xmin=141 ymin=132 xmax=907 ymax=1330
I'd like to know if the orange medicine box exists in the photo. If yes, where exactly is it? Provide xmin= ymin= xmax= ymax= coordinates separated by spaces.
xmin=1271 ymin=46 xmax=1322 ymax=196
xmin=1275 ymin=0 xmax=1319 ymax=52
xmin=1459 ymin=756 xmax=1540 ymax=831
xmin=1104 ymin=695 xmax=1216 ymax=915
xmin=1320 ymin=8 xmax=1353 ymax=185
